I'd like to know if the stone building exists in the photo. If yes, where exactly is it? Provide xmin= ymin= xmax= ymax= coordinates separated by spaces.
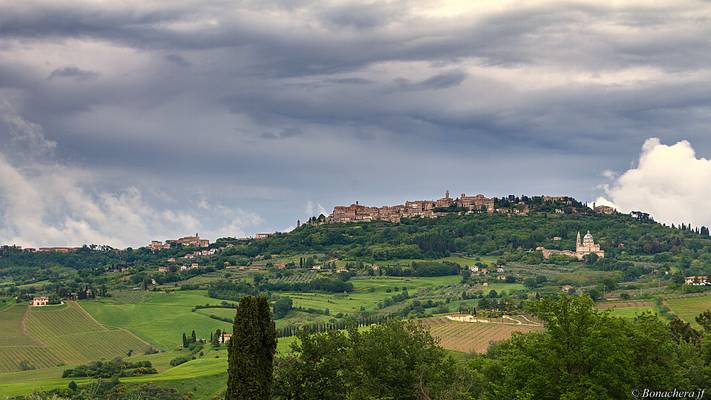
xmin=539 ymin=231 xmax=604 ymax=260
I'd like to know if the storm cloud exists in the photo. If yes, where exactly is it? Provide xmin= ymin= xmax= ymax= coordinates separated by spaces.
xmin=1 ymin=0 xmax=711 ymax=246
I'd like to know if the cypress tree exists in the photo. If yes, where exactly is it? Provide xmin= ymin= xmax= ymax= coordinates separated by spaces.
xmin=226 ymin=295 xmax=277 ymax=400
xmin=182 ymin=332 xmax=188 ymax=348
xmin=191 ymin=330 xmax=197 ymax=343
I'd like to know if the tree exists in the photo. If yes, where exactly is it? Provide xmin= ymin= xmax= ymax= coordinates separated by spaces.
xmin=273 ymin=321 xmax=459 ymax=400
xmin=669 ymin=317 xmax=701 ymax=345
xmin=226 ymin=295 xmax=277 ymax=400
xmin=473 ymin=295 xmax=705 ymax=399
xmin=182 ymin=332 xmax=188 ymax=348
xmin=272 ymin=297 xmax=293 ymax=319
xmin=191 ymin=330 xmax=197 ymax=344
xmin=68 ymin=380 xmax=78 ymax=391
xmin=695 ymin=310 xmax=711 ymax=332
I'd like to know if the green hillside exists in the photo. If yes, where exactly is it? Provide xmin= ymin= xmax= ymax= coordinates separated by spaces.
xmin=0 ymin=302 xmax=151 ymax=373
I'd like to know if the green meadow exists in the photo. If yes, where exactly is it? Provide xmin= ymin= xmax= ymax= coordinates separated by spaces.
xmin=666 ymin=295 xmax=711 ymax=329
xmin=80 ymin=290 xmax=234 ymax=350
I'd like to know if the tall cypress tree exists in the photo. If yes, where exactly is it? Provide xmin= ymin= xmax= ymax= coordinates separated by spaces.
xmin=182 ymin=332 xmax=188 ymax=348
xmin=226 ymin=295 xmax=277 ymax=400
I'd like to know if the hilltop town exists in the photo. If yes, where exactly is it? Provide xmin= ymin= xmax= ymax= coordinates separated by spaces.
xmin=328 ymin=191 xmax=616 ymax=224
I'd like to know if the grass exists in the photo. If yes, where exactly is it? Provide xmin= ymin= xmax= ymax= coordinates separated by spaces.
xmin=80 ymin=290 xmax=234 ymax=350
xmin=666 ymin=295 xmax=711 ymax=328
xmin=606 ymin=306 xmax=658 ymax=319
xmin=0 ymin=335 xmax=297 ymax=398
xmin=0 ymin=302 xmax=151 ymax=373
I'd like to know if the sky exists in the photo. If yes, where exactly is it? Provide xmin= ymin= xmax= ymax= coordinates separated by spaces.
xmin=1 ymin=0 xmax=711 ymax=248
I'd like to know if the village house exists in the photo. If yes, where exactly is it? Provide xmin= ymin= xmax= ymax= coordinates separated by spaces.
xmin=220 ymin=332 xmax=232 ymax=343
xmin=496 ymin=266 xmax=505 ymax=273
xmin=31 ymin=296 xmax=49 ymax=306
xmin=685 ymin=276 xmax=709 ymax=286
xmin=158 ymin=266 xmax=170 ymax=273
xmin=593 ymin=204 xmax=617 ymax=215
xmin=255 ymin=233 xmax=272 ymax=240
xmin=561 ymin=284 xmax=575 ymax=293
xmin=148 ymin=240 xmax=170 ymax=251
xmin=468 ymin=265 xmax=479 ymax=273
xmin=496 ymin=275 xmax=507 ymax=281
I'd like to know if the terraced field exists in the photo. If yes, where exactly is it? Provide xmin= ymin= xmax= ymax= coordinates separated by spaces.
xmin=0 ymin=302 xmax=151 ymax=372
xmin=421 ymin=316 xmax=542 ymax=353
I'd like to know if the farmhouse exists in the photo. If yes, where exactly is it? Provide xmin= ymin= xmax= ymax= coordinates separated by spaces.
xmin=31 ymin=296 xmax=49 ymax=306
xmin=158 ymin=266 xmax=170 ymax=273
xmin=220 ymin=332 xmax=232 ymax=343
xmin=685 ymin=276 xmax=709 ymax=286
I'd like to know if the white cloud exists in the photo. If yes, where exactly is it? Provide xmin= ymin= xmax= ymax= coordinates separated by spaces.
xmin=596 ymin=138 xmax=711 ymax=228
xmin=305 ymin=200 xmax=327 ymax=217
xmin=0 ymin=102 xmax=262 ymax=248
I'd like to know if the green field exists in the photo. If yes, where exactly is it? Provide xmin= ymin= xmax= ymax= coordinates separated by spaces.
xmin=0 ymin=302 xmax=151 ymax=373
xmin=281 ymin=275 xmax=460 ymax=315
xmin=666 ymin=295 xmax=711 ymax=328
xmin=606 ymin=306 xmax=658 ymax=319
xmin=80 ymin=290 xmax=235 ymax=350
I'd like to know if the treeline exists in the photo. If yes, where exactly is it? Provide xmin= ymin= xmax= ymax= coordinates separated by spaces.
xmin=207 ymin=277 xmax=353 ymax=302
xmin=62 ymin=359 xmax=156 ymax=378
xmin=259 ymin=277 xmax=353 ymax=293
xmin=276 ymin=314 xmax=394 ymax=338
xmin=272 ymin=295 xmax=711 ymax=400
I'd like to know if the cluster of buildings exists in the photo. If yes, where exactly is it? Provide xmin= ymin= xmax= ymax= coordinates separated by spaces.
xmin=329 ymin=191 xmax=495 ymax=223
xmin=685 ymin=276 xmax=709 ymax=286
xmin=31 ymin=296 xmax=50 ymax=306
xmin=537 ymin=231 xmax=605 ymax=260
xmin=158 ymin=262 xmax=201 ymax=273
xmin=148 ymin=234 xmax=210 ymax=250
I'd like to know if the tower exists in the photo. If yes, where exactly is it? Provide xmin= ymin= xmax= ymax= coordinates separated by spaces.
xmin=445 ymin=190 xmax=450 ymax=199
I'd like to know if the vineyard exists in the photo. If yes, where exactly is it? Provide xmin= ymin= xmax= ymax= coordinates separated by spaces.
xmin=421 ymin=316 xmax=543 ymax=353
xmin=0 ymin=302 xmax=152 ymax=372
xmin=273 ymin=271 xmax=320 ymax=284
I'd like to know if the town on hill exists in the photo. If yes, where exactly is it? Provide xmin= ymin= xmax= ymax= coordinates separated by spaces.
xmin=327 ymin=191 xmax=619 ymax=224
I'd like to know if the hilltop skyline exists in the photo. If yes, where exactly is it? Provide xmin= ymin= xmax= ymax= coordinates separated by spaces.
xmin=2 ymin=0 xmax=711 ymax=247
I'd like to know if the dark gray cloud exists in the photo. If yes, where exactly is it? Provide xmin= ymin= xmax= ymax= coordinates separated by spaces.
xmin=1 ymin=0 xmax=711 ymax=245
xmin=48 ymin=66 xmax=98 ymax=81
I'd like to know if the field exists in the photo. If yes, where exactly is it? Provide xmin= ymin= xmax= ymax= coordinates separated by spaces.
xmin=421 ymin=316 xmax=543 ymax=353
xmin=0 ymin=302 xmax=151 ymax=373
xmin=80 ymin=290 xmax=235 ymax=349
xmin=595 ymin=301 xmax=658 ymax=319
xmin=281 ymin=275 xmax=460 ymax=315
xmin=665 ymin=295 xmax=711 ymax=328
